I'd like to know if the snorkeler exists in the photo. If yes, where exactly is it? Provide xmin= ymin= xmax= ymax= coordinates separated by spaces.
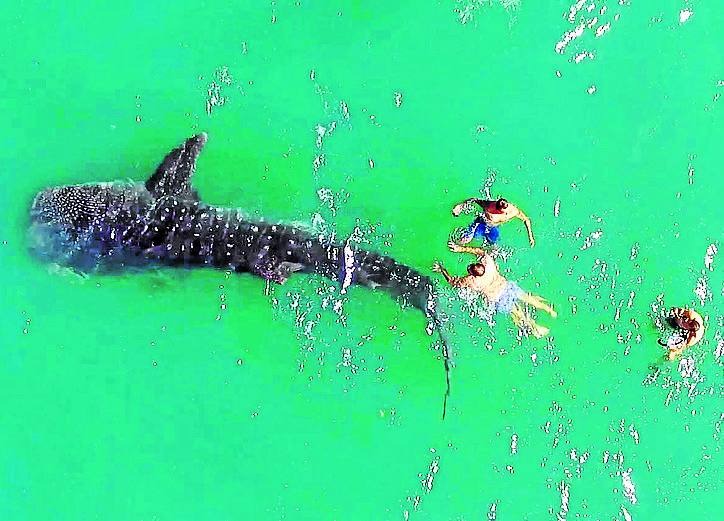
xmin=432 ymin=241 xmax=555 ymax=337
xmin=658 ymin=307 xmax=705 ymax=361
xmin=451 ymin=197 xmax=535 ymax=247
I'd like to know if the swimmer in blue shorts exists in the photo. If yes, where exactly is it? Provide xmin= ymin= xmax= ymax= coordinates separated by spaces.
xmin=452 ymin=197 xmax=535 ymax=247
xmin=433 ymin=242 xmax=556 ymax=337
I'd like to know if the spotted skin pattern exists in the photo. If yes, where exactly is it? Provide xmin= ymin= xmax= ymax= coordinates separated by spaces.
xmin=28 ymin=133 xmax=452 ymax=416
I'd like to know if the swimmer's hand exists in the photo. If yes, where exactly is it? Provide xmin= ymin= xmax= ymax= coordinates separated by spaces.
xmin=431 ymin=261 xmax=444 ymax=273
xmin=448 ymin=240 xmax=464 ymax=253
xmin=529 ymin=236 xmax=536 ymax=248
xmin=452 ymin=203 xmax=465 ymax=217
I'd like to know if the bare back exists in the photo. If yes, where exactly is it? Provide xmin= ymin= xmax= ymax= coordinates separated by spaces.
xmin=454 ymin=255 xmax=508 ymax=301
xmin=484 ymin=203 xmax=522 ymax=225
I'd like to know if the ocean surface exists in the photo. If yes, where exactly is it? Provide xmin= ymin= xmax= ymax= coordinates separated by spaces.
xmin=1 ymin=1 xmax=722 ymax=519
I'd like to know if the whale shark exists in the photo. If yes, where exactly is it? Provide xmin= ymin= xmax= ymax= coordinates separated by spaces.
xmin=29 ymin=133 xmax=451 ymax=416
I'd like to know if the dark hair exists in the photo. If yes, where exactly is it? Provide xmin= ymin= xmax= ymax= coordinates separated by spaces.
xmin=668 ymin=308 xmax=700 ymax=331
xmin=496 ymin=198 xmax=509 ymax=210
xmin=467 ymin=263 xmax=485 ymax=276
xmin=680 ymin=318 xmax=700 ymax=331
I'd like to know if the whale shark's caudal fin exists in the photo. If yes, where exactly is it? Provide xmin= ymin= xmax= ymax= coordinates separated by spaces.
xmin=145 ymin=133 xmax=208 ymax=200
xmin=349 ymin=250 xmax=452 ymax=418
xmin=419 ymin=285 xmax=452 ymax=420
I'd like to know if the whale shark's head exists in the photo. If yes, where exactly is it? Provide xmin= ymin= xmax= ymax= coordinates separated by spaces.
xmin=30 ymin=183 xmax=133 ymax=229
xmin=28 ymin=182 xmax=152 ymax=267
xmin=29 ymin=133 xmax=207 ymax=269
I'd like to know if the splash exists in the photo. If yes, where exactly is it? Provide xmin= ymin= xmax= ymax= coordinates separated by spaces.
xmin=402 ymin=449 xmax=442 ymax=518
xmin=310 ymin=78 xmax=353 ymax=175
xmin=554 ymin=0 xmax=630 ymax=64
xmin=704 ymin=243 xmax=718 ymax=271
xmin=205 ymin=66 xmax=234 ymax=115
xmin=621 ymin=468 xmax=637 ymax=504
xmin=453 ymin=0 xmax=520 ymax=26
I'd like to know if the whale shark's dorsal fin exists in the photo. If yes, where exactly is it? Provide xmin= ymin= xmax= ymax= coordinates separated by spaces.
xmin=145 ymin=133 xmax=208 ymax=200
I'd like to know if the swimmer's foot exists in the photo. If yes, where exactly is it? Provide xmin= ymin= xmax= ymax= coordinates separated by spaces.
xmin=531 ymin=324 xmax=550 ymax=338
xmin=519 ymin=293 xmax=556 ymax=317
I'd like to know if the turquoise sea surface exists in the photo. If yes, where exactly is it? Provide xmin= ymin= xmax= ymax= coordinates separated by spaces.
xmin=1 ymin=1 xmax=722 ymax=519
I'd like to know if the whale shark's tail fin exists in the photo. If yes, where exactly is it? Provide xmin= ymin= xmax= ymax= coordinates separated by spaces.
xmin=348 ymin=249 xmax=453 ymax=419
xmin=404 ymin=270 xmax=452 ymax=420
xmin=146 ymin=133 xmax=207 ymax=200
xmin=418 ymin=283 xmax=452 ymax=420
xmin=291 ymin=237 xmax=452 ymax=417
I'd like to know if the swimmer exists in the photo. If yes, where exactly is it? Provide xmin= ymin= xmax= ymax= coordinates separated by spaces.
xmin=658 ymin=307 xmax=704 ymax=360
xmin=432 ymin=241 xmax=555 ymax=337
xmin=451 ymin=197 xmax=535 ymax=247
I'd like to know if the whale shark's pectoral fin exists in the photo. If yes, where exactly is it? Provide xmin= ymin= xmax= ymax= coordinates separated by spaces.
xmin=141 ymin=245 xmax=167 ymax=259
xmin=357 ymin=271 xmax=386 ymax=289
xmin=145 ymin=133 xmax=208 ymax=200
xmin=252 ymin=260 xmax=305 ymax=285
xmin=47 ymin=263 xmax=89 ymax=281
xmin=277 ymin=262 xmax=305 ymax=281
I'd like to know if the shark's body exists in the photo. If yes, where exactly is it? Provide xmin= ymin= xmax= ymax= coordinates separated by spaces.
xmin=29 ymin=134 xmax=451 ymax=415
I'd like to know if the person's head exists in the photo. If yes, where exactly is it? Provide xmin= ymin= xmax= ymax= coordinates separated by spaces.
xmin=467 ymin=263 xmax=485 ymax=276
xmin=486 ymin=198 xmax=509 ymax=214
xmin=668 ymin=307 xmax=700 ymax=331
xmin=686 ymin=320 xmax=700 ymax=331
xmin=676 ymin=317 xmax=700 ymax=332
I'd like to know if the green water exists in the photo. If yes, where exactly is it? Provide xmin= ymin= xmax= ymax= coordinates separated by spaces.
xmin=1 ymin=1 xmax=722 ymax=519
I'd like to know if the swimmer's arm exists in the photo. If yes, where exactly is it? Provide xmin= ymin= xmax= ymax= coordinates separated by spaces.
xmin=452 ymin=198 xmax=487 ymax=216
xmin=448 ymin=240 xmax=487 ymax=256
xmin=516 ymin=208 xmax=535 ymax=247
xmin=432 ymin=262 xmax=464 ymax=287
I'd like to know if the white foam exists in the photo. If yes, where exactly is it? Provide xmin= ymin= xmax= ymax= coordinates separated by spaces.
xmin=622 ymin=469 xmax=637 ymax=504
xmin=340 ymin=239 xmax=356 ymax=294
xmin=557 ymin=481 xmax=570 ymax=519
xmin=704 ymin=243 xmax=717 ymax=271
xmin=595 ymin=21 xmax=611 ymax=37
xmin=621 ymin=505 xmax=633 ymax=521
xmin=556 ymin=23 xmax=585 ymax=54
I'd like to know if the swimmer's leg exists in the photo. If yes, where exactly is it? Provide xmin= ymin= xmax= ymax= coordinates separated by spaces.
xmin=509 ymin=305 xmax=525 ymax=327
xmin=510 ymin=304 xmax=550 ymax=338
xmin=519 ymin=292 xmax=557 ymax=317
